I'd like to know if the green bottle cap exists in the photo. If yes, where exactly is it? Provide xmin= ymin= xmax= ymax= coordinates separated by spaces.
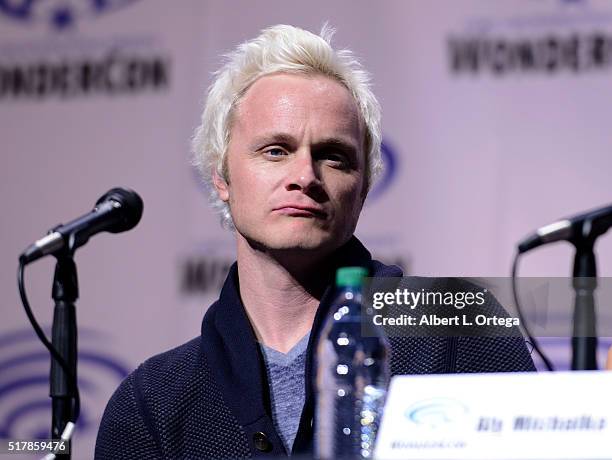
xmin=336 ymin=267 xmax=368 ymax=287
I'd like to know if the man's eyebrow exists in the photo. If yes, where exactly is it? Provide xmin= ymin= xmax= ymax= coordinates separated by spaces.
xmin=249 ymin=133 xmax=297 ymax=150
xmin=312 ymin=138 xmax=359 ymax=155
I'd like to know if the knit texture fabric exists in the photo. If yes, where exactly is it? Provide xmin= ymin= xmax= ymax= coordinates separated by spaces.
xmin=95 ymin=338 xmax=251 ymax=459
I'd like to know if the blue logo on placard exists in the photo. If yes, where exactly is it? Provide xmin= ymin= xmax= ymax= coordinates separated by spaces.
xmin=405 ymin=398 xmax=468 ymax=428
xmin=0 ymin=0 xmax=140 ymax=30
xmin=0 ymin=328 xmax=131 ymax=439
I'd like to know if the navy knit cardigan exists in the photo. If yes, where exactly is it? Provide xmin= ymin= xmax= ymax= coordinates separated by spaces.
xmin=95 ymin=238 xmax=535 ymax=459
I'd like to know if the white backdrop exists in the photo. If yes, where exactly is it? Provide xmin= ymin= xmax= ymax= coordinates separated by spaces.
xmin=1 ymin=0 xmax=611 ymax=457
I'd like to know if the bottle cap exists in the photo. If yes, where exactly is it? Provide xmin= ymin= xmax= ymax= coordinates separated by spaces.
xmin=336 ymin=267 xmax=368 ymax=287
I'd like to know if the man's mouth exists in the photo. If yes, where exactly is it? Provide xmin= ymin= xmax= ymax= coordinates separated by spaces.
xmin=273 ymin=205 xmax=327 ymax=219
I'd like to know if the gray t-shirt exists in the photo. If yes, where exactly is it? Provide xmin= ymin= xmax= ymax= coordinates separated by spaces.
xmin=259 ymin=333 xmax=310 ymax=455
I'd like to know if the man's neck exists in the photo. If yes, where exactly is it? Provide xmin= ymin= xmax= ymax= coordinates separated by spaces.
xmin=235 ymin=235 xmax=333 ymax=353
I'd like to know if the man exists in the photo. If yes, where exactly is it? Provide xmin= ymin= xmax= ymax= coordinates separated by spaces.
xmin=95 ymin=25 xmax=535 ymax=459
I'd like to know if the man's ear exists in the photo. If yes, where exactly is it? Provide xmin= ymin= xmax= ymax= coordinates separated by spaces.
xmin=212 ymin=168 xmax=230 ymax=202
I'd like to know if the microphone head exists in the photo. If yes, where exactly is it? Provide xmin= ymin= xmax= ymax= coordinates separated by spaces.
xmin=517 ymin=234 xmax=541 ymax=254
xmin=96 ymin=187 xmax=144 ymax=233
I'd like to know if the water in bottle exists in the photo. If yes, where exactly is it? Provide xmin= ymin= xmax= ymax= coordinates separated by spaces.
xmin=315 ymin=266 xmax=390 ymax=459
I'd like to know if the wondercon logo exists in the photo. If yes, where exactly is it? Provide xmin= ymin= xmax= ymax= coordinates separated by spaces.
xmin=405 ymin=398 xmax=469 ymax=428
xmin=0 ymin=0 xmax=140 ymax=30
xmin=0 ymin=327 xmax=130 ymax=439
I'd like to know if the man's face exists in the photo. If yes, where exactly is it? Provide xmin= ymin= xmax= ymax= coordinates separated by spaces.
xmin=213 ymin=73 xmax=367 ymax=258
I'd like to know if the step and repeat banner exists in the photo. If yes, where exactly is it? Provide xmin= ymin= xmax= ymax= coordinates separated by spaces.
xmin=1 ymin=0 xmax=611 ymax=456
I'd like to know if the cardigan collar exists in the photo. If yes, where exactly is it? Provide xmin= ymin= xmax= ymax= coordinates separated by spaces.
xmin=200 ymin=236 xmax=401 ymax=455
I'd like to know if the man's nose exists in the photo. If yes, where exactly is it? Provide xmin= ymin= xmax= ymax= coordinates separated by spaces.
xmin=286 ymin=154 xmax=322 ymax=193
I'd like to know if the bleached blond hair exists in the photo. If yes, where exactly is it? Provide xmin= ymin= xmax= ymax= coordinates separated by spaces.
xmin=191 ymin=24 xmax=382 ymax=228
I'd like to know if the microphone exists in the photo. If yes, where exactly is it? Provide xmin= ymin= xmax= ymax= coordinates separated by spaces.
xmin=518 ymin=203 xmax=612 ymax=254
xmin=20 ymin=187 xmax=143 ymax=264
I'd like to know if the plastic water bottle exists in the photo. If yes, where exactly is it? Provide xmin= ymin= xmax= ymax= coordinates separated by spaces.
xmin=315 ymin=267 xmax=390 ymax=459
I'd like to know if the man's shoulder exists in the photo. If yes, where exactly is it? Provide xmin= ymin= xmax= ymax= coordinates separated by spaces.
xmin=97 ymin=337 xmax=252 ymax=458
xmin=106 ymin=336 xmax=207 ymax=411
xmin=371 ymin=259 xmax=403 ymax=277
xmin=134 ymin=336 xmax=205 ymax=386
xmin=103 ymin=335 xmax=222 ymax=432
xmin=96 ymin=337 xmax=206 ymax=458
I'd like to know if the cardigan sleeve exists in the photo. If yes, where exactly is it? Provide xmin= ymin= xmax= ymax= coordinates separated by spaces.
xmin=95 ymin=371 xmax=163 ymax=459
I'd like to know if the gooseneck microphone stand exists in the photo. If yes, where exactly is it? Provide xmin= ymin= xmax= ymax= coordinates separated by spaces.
xmin=50 ymin=253 xmax=79 ymax=459
xmin=515 ymin=203 xmax=612 ymax=371
xmin=18 ymin=188 xmax=143 ymax=460
xmin=570 ymin=235 xmax=598 ymax=370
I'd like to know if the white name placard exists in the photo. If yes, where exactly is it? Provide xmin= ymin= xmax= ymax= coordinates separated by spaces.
xmin=375 ymin=371 xmax=612 ymax=459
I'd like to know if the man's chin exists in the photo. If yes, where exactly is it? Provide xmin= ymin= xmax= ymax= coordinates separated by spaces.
xmin=266 ymin=236 xmax=333 ymax=252
xmin=244 ymin=231 xmax=339 ymax=256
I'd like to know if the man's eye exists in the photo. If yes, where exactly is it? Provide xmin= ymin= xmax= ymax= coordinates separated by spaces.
xmin=324 ymin=153 xmax=349 ymax=168
xmin=263 ymin=148 xmax=287 ymax=159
